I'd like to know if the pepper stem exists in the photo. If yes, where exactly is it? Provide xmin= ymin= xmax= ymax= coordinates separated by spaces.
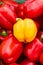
xmin=16 ymin=18 xmax=22 ymax=21
xmin=0 ymin=2 xmax=3 ymax=5
xmin=1 ymin=30 xmax=8 ymax=37
xmin=40 ymin=34 xmax=43 ymax=42
xmin=14 ymin=0 xmax=25 ymax=4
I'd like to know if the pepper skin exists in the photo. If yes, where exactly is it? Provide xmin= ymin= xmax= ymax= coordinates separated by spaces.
xmin=24 ymin=38 xmax=43 ymax=62
xmin=20 ymin=59 xmax=36 ymax=65
xmin=0 ymin=1 xmax=17 ymax=30
xmin=0 ymin=36 xmax=5 ymax=43
xmin=17 ymin=4 xmax=25 ymax=19
xmin=8 ymin=63 xmax=19 ymax=65
xmin=24 ymin=0 xmax=43 ymax=18
xmin=13 ymin=18 xmax=37 ymax=42
xmin=0 ymin=35 xmax=23 ymax=63
xmin=2 ymin=0 xmax=19 ymax=11
xmin=39 ymin=52 xmax=43 ymax=64
xmin=17 ymin=0 xmax=43 ymax=18
xmin=0 ymin=13 xmax=12 ymax=30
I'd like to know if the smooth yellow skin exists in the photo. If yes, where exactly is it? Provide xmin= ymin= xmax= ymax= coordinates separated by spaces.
xmin=13 ymin=19 xmax=24 ymax=42
xmin=13 ymin=18 xmax=37 ymax=42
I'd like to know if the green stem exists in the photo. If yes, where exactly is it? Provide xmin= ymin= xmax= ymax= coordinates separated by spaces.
xmin=14 ymin=0 xmax=26 ymax=4
xmin=1 ymin=30 xmax=8 ymax=37
xmin=16 ymin=18 xmax=22 ymax=21
xmin=0 ymin=2 xmax=3 ymax=5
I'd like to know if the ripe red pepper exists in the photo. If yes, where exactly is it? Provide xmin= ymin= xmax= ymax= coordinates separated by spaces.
xmin=17 ymin=4 xmax=25 ymax=19
xmin=39 ymin=52 xmax=43 ymax=64
xmin=17 ymin=0 xmax=43 ymax=18
xmin=0 ymin=1 xmax=17 ymax=30
xmin=0 ymin=35 xmax=23 ymax=63
xmin=8 ymin=63 xmax=19 ymax=65
xmin=24 ymin=38 xmax=43 ymax=62
xmin=24 ymin=0 xmax=43 ymax=18
xmin=20 ymin=59 xmax=36 ymax=65
xmin=2 ymin=0 xmax=18 ymax=11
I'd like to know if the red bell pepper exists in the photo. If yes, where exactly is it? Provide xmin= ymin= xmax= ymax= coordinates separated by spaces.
xmin=17 ymin=4 xmax=25 ymax=19
xmin=16 ymin=0 xmax=43 ymax=18
xmin=0 ymin=35 xmax=23 ymax=63
xmin=24 ymin=38 xmax=43 ymax=62
xmin=2 ymin=0 xmax=18 ymax=11
xmin=37 ymin=31 xmax=43 ymax=64
xmin=8 ymin=63 xmax=19 ymax=65
xmin=39 ymin=52 xmax=43 ymax=64
xmin=20 ymin=59 xmax=36 ymax=65
xmin=24 ymin=0 xmax=43 ymax=18
xmin=7 ymin=30 xmax=12 ymax=36
xmin=0 ymin=1 xmax=17 ymax=30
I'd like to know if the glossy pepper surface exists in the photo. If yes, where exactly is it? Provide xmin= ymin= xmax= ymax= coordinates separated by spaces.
xmin=13 ymin=18 xmax=37 ymax=42
xmin=2 ymin=0 xmax=19 ymax=11
xmin=17 ymin=4 xmax=25 ymax=19
xmin=0 ymin=35 xmax=23 ymax=63
xmin=0 ymin=1 xmax=17 ymax=30
xmin=24 ymin=38 xmax=43 ymax=62
xmin=40 ymin=52 xmax=43 ymax=64
xmin=17 ymin=0 xmax=43 ymax=18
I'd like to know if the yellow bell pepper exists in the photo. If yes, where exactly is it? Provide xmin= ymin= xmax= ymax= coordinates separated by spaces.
xmin=13 ymin=18 xmax=37 ymax=42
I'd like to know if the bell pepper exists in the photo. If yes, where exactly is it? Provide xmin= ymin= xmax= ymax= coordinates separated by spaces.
xmin=20 ymin=59 xmax=36 ymax=65
xmin=13 ymin=18 xmax=37 ymax=42
xmin=0 ymin=1 xmax=17 ymax=30
xmin=7 ymin=30 xmax=12 ymax=36
xmin=37 ymin=31 xmax=43 ymax=64
xmin=39 ymin=52 xmax=43 ymax=64
xmin=17 ymin=4 xmax=25 ymax=19
xmin=2 ymin=0 xmax=19 ymax=11
xmin=16 ymin=0 xmax=43 ymax=18
xmin=0 ymin=35 xmax=23 ymax=63
xmin=24 ymin=38 xmax=43 ymax=62
xmin=8 ymin=63 xmax=19 ymax=65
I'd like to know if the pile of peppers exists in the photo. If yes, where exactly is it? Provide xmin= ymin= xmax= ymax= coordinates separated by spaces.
xmin=0 ymin=0 xmax=43 ymax=65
